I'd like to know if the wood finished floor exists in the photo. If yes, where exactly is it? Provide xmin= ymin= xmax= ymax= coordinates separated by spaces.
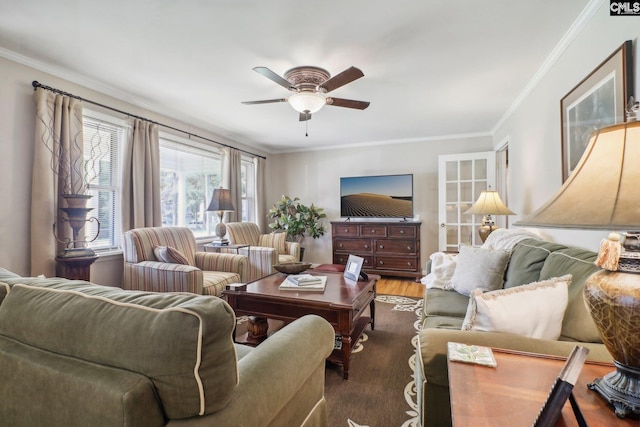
xmin=376 ymin=277 xmax=424 ymax=298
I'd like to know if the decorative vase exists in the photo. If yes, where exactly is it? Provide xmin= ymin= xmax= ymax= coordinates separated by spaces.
xmin=584 ymin=269 xmax=640 ymax=418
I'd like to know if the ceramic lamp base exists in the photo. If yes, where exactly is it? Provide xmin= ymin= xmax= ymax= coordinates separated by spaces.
xmin=584 ymin=269 xmax=640 ymax=418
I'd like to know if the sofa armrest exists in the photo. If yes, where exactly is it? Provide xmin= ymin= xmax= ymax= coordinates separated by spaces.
xmin=126 ymin=261 xmax=203 ymax=294
xmin=167 ymin=314 xmax=335 ymax=427
xmin=194 ymin=252 xmax=248 ymax=283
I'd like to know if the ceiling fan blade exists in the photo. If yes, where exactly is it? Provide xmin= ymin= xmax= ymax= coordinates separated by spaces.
xmin=252 ymin=67 xmax=294 ymax=91
xmin=241 ymin=98 xmax=288 ymax=105
xmin=327 ymin=97 xmax=370 ymax=110
xmin=319 ymin=66 xmax=364 ymax=93
xmin=299 ymin=112 xmax=312 ymax=121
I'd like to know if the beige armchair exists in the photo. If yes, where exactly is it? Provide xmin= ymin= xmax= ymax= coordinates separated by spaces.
xmin=225 ymin=222 xmax=300 ymax=282
xmin=122 ymin=226 xmax=248 ymax=296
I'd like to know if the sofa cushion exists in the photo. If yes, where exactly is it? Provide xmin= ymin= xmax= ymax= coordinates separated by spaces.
xmin=0 ymin=335 xmax=165 ymax=427
xmin=461 ymin=275 xmax=572 ymax=340
xmin=449 ymin=246 xmax=510 ymax=296
xmin=423 ymin=289 xmax=470 ymax=319
xmin=503 ymin=239 xmax=567 ymax=288
xmin=154 ymin=245 xmax=191 ymax=265
xmin=539 ymin=248 xmax=602 ymax=342
xmin=0 ymin=282 xmax=239 ymax=419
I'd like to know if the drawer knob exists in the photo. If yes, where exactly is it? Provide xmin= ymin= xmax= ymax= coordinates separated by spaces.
xmin=344 ymin=229 xmax=349 ymax=232
xmin=379 ymin=245 xmax=384 ymax=249
xmin=364 ymin=244 xmax=369 ymax=249
xmin=371 ymin=229 xmax=376 ymax=233
xmin=339 ymin=243 xmax=343 ymax=248
xmin=400 ymin=230 xmax=405 ymax=234
xmin=364 ymin=260 xmax=369 ymax=264
xmin=408 ymin=262 xmax=412 ymax=266
xmin=407 ymin=246 xmax=412 ymax=250
xmin=379 ymin=261 xmax=384 ymax=265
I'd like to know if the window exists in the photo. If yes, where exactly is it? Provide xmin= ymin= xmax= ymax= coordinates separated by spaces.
xmin=241 ymin=156 xmax=256 ymax=223
xmin=83 ymin=111 xmax=125 ymax=251
xmin=160 ymin=135 xmax=222 ymax=238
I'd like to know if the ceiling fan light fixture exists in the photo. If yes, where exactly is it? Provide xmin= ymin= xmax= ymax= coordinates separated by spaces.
xmin=288 ymin=91 xmax=326 ymax=114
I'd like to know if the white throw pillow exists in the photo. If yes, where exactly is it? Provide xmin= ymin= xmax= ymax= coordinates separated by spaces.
xmin=449 ymin=246 xmax=510 ymax=296
xmin=461 ymin=275 xmax=572 ymax=340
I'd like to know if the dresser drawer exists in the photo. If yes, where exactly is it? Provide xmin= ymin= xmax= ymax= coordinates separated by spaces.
xmin=334 ymin=254 xmax=373 ymax=267
xmin=375 ymin=239 xmax=416 ymax=254
xmin=388 ymin=225 xmax=417 ymax=238
xmin=360 ymin=225 xmax=387 ymax=237
xmin=333 ymin=224 xmax=359 ymax=237
xmin=334 ymin=238 xmax=373 ymax=252
xmin=375 ymin=256 xmax=419 ymax=272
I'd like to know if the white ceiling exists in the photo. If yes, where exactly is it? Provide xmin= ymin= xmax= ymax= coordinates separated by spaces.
xmin=0 ymin=0 xmax=594 ymax=153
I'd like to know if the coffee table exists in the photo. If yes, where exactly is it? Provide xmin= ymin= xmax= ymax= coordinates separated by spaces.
xmin=448 ymin=348 xmax=638 ymax=426
xmin=223 ymin=271 xmax=378 ymax=379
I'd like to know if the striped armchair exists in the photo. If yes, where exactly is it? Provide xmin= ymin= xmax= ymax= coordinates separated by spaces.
xmin=122 ymin=227 xmax=248 ymax=297
xmin=225 ymin=222 xmax=300 ymax=282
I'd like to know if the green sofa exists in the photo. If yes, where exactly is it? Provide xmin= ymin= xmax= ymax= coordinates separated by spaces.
xmin=0 ymin=268 xmax=334 ymax=427
xmin=415 ymin=238 xmax=612 ymax=427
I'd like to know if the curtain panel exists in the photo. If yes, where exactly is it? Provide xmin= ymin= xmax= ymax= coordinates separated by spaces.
xmin=31 ymin=88 xmax=84 ymax=276
xmin=121 ymin=119 xmax=161 ymax=231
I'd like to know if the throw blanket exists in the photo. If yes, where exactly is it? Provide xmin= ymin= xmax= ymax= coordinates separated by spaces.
xmin=420 ymin=228 xmax=540 ymax=289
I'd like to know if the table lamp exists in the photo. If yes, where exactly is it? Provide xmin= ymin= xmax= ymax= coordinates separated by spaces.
xmin=464 ymin=189 xmax=515 ymax=242
xmin=514 ymin=117 xmax=640 ymax=418
xmin=207 ymin=188 xmax=235 ymax=242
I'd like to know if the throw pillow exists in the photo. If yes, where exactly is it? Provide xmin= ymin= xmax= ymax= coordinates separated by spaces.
xmin=154 ymin=246 xmax=191 ymax=265
xmin=258 ymin=232 xmax=287 ymax=254
xmin=461 ymin=274 xmax=572 ymax=340
xmin=449 ymin=246 xmax=510 ymax=296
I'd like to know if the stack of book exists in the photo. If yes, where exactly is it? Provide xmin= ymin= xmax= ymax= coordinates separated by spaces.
xmin=279 ymin=274 xmax=327 ymax=292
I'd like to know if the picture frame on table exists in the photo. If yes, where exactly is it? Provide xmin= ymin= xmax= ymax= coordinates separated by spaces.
xmin=560 ymin=40 xmax=634 ymax=182
xmin=343 ymin=254 xmax=365 ymax=281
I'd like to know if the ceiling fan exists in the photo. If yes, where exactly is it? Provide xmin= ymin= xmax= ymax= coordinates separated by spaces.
xmin=242 ymin=65 xmax=370 ymax=122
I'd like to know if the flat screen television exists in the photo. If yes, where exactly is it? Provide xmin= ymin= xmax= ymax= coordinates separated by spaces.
xmin=340 ymin=174 xmax=413 ymax=219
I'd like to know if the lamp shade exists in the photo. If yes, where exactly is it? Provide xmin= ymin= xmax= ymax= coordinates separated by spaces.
xmin=464 ymin=190 xmax=515 ymax=216
xmin=514 ymin=121 xmax=640 ymax=229
xmin=288 ymin=92 xmax=326 ymax=114
xmin=207 ymin=188 xmax=235 ymax=212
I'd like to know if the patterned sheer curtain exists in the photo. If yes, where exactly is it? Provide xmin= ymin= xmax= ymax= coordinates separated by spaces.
xmin=31 ymin=88 xmax=84 ymax=276
xmin=254 ymin=156 xmax=267 ymax=231
xmin=222 ymin=147 xmax=242 ymax=223
xmin=121 ymin=119 xmax=161 ymax=231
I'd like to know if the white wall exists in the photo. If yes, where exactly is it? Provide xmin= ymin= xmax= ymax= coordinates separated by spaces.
xmin=494 ymin=3 xmax=640 ymax=251
xmin=266 ymin=136 xmax=493 ymax=268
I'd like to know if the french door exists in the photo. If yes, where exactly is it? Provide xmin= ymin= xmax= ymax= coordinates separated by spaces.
xmin=438 ymin=152 xmax=495 ymax=251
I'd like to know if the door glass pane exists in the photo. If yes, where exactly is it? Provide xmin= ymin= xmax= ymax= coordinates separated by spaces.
xmin=446 ymin=204 xmax=458 ymax=223
xmin=474 ymin=159 xmax=487 ymax=179
xmin=460 ymin=160 xmax=473 ymax=180
xmin=446 ymin=161 xmax=458 ymax=181
xmin=446 ymin=183 xmax=458 ymax=203
xmin=460 ymin=225 xmax=473 ymax=246
xmin=475 ymin=181 xmax=487 ymax=199
xmin=460 ymin=182 xmax=473 ymax=203
xmin=446 ymin=227 xmax=458 ymax=246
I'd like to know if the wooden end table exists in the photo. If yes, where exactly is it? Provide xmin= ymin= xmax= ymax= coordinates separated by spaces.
xmin=223 ymin=271 xmax=377 ymax=379
xmin=203 ymin=243 xmax=249 ymax=254
xmin=448 ymin=348 xmax=638 ymax=426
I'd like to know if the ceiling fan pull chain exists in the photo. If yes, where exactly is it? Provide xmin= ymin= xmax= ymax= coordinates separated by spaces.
xmin=305 ymin=117 xmax=309 ymax=137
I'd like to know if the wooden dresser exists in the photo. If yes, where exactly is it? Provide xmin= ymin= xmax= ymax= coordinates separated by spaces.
xmin=331 ymin=221 xmax=421 ymax=279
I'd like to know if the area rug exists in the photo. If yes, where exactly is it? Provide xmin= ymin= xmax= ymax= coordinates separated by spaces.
xmin=324 ymin=295 xmax=423 ymax=427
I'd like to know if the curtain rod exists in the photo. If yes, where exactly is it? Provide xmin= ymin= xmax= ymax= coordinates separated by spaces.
xmin=32 ymin=80 xmax=266 ymax=159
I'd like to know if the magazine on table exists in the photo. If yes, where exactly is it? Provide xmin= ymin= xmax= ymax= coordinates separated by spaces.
xmin=280 ymin=275 xmax=327 ymax=291
xmin=287 ymin=274 xmax=323 ymax=286
xmin=447 ymin=342 xmax=497 ymax=367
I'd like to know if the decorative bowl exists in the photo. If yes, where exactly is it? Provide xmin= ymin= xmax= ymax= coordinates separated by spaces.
xmin=273 ymin=263 xmax=312 ymax=274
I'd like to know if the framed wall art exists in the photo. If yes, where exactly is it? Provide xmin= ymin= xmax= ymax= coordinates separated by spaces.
xmin=560 ymin=40 xmax=634 ymax=182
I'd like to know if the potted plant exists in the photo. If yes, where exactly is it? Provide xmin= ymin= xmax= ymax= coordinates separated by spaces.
xmin=267 ymin=196 xmax=327 ymax=260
